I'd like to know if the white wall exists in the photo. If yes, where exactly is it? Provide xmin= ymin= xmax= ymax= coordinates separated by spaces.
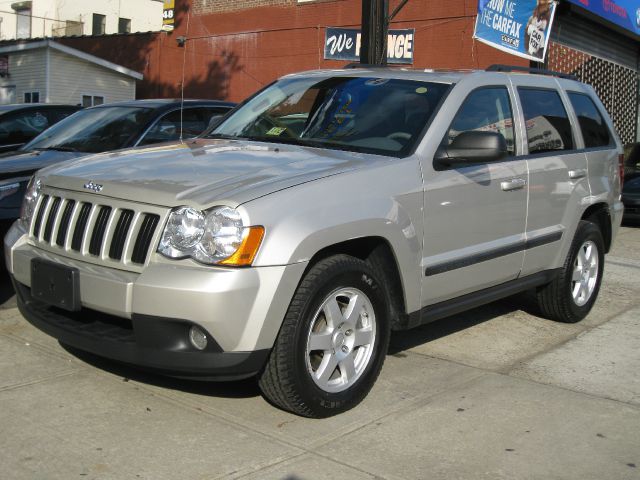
xmin=0 ymin=46 xmax=137 ymax=105
xmin=48 ymin=48 xmax=136 ymax=105
xmin=0 ymin=0 xmax=163 ymax=40
xmin=0 ymin=48 xmax=47 ymax=104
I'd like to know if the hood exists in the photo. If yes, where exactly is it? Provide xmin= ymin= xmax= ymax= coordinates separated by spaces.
xmin=39 ymin=139 xmax=381 ymax=208
xmin=0 ymin=149 xmax=84 ymax=178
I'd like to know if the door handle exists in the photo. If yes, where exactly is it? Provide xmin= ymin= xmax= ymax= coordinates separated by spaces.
xmin=568 ymin=169 xmax=587 ymax=180
xmin=501 ymin=178 xmax=527 ymax=191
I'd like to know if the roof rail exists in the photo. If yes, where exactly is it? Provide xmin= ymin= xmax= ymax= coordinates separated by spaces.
xmin=343 ymin=63 xmax=397 ymax=69
xmin=486 ymin=64 xmax=579 ymax=81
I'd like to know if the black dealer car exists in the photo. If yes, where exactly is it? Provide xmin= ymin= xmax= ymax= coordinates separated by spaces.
xmin=0 ymin=99 xmax=235 ymax=226
xmin=0 ymin=104 xmax=81 ymax=153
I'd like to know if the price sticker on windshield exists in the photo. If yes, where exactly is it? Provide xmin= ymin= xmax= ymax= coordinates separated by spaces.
xmin=266 ymin=127 xmax=286 ymax=136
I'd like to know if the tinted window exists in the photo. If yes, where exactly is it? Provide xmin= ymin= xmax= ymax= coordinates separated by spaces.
xmin=518 ymin=88 xmax=574 ymax=153
xmin=26 ymin=106 xmax=155 ymax=153
xmin=48 ymin=108 xmax=78 ymax=123
xmin=212 ymin=77 xmax=451 ymax=156
xmin=446 ymin=87 xmax=515 ymax=156
xmin=0 ymin=110 xmax=50 ymax=145
xmin=139 ymin=108 xmax=209 ymax=145
xmin=568 ymin=93 xmax=612 ymax=148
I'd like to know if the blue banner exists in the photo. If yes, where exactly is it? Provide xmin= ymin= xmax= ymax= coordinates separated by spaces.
xmin=566 ymin=0 xmax=640 ymax=36
xmin=474 ymin=0 xmax=558 ymax=62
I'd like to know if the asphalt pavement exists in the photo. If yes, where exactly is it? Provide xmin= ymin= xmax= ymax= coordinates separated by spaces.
xmin=1 ymin=226 xmax=639 ymax=480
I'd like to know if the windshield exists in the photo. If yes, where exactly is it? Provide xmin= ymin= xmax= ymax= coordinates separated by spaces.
xmin=25 ymin=106 xmax=156 ymax=153
xmin=209 ymin=76 xmax=451 ymax=156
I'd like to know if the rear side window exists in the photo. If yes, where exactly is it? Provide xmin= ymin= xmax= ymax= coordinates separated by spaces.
xmin=446 ymin=87 xmax=515 ymax=156
xmin=518 ymin=88 xmax=574 ymax=154
xmin=567 ymin=93 xmax=612 ymax=148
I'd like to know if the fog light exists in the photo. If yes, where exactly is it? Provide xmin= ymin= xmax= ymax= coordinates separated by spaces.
xmin=189 ymin=326 xmax=208 ymax=350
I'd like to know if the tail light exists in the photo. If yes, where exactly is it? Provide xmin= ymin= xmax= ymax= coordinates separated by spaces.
xmin=619 ymin=153 xmax=624 ymax=187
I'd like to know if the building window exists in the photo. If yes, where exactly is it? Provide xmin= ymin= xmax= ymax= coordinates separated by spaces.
xmin=14 ymin=5 xmax=32 ymax=39
xmin=118 ymin=17 xmax=131 ymax=34
xmin=82 ymin=95 xmax=105 ymax=107
xmin=92 ymin=14 xmax=106 ymax=35
xmin=24 ymin=91 xmax=40 ymax=103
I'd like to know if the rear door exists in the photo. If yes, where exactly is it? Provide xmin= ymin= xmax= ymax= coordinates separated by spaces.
xmin=510 ymin=77 xmax=590 ymax=276
xmin=421 ymin=82 xmax=528 ymax=306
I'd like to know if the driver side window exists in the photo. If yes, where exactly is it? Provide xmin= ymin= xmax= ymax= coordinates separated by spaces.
xmin=446 ymin=87 xmax=515 ymax=156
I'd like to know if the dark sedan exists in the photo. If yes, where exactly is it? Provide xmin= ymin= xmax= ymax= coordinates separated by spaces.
xmin=0 ymin=104 xmax=81 ymax=153
xmin=622 ymin=174 xmax=640 ymax=223
xmin=0 ymin=99 xmax=235 ymax=224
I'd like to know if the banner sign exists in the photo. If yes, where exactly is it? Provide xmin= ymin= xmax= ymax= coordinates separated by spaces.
xmin=473 ymin=0 xmax=557 ymax=62
xmin=324 ymin=28 xmax=415 ymax=64
xmin=566 ymin=0 xmax=640 ymax=36
xmin=162 ymin=0 xmax=175 ymax=32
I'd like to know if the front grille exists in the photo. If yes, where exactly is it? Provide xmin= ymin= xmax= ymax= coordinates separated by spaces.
xmin=31 ymin=190 xmax=166 ymax=270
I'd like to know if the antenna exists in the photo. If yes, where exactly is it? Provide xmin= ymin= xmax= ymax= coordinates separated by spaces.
xmin=179 ymin=13 xmax=192 ymax=142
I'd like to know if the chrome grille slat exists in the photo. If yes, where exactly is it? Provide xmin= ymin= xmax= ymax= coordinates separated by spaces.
xmin=56 ymin=200 xmax=76 ymax=247
xmin=29 ymin=188 xmax=167 ymax=273
xmin=89 ymin=206 xmax=112 ymax=257
xmin=122 ymin=212 xmax=144 ymax=267
xmin=132 ymin=214 xmax=160 ymax=265
xmin=32 ymin=195 xmax=50 ymax=239
xmin=109 ymin=209 xmax=135 ymax=261
xmin=43 ymin=197 xmax=61 ymax=243
xmin=71 ymin=203 xmax=92 ymax=252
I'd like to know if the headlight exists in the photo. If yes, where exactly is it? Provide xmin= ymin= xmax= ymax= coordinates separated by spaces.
xmin=20 ymin=176 xmax=41 ymax=223
xmin=158 ymin=206 xmax=264 ymax=266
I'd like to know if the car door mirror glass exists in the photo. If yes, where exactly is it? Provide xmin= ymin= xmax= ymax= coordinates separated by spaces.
xmin=435 ymin=131 xmax=508 ymax=168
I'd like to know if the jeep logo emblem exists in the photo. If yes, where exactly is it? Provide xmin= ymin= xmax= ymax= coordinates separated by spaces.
xmin=83 ymin=181 xmax=103 ymax=193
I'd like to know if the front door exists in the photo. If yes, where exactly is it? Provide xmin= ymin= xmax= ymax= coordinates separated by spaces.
xmin=421 ymin=85 xmax=528 ymax=307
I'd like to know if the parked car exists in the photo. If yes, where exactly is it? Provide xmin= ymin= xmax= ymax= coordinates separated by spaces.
xmin=4 ymin=66 xmax=623 ymax=417
xmin=0 ymin=99 xmax=235 ymax=224
xmin=0 ymin=104 xmax=80 ymax=153
xmin=623 ymin=142 xmax=640 ymax=177
xmin=622 ymin=173 xmax=640 ymax=223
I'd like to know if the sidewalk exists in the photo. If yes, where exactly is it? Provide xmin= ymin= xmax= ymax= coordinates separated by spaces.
xmin=1 ymin=227 xmax=639 ymax=479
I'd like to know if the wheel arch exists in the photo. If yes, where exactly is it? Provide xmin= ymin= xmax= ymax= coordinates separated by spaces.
xmin=581 ymin=202 xmax=612 ymax=253
xmin=303 ymin=236 xmax=409 ymax=331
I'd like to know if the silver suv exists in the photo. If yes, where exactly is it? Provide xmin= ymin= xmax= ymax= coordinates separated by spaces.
xmin=4 ymin=66 xmax=624 ymax=417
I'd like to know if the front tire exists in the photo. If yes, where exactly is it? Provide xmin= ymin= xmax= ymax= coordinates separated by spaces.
xmin=258 ymin=255 xmax=390 ymax=418
xmin=536 ymin=221 xmax=605 ymax=323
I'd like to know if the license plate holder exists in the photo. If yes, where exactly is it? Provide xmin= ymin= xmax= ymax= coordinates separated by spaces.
xmin=31 ymin=259 xmax=81 ymax=311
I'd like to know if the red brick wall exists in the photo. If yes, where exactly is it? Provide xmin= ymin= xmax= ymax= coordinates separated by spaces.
xmin=61 ymin=0 xmax=528 ymax=102
xmin=192 ymin=0 xmax=295 ymax=14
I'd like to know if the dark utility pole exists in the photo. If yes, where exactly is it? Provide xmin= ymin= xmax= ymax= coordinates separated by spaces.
xmin=359 ymin=0 xmax=410 ymax=65
xmin=360 ymin=0 xmax=388 ymax=65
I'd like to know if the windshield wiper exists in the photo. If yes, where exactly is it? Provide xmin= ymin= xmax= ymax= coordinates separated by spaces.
xmin=33 ymin=146 xmax=80 ymax=152
xmin=205 ymin=133 xmax=238 ymax=140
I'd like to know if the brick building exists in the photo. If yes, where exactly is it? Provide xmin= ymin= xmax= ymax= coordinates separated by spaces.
xmin=5 ymin=0 xmax=639 ymax=142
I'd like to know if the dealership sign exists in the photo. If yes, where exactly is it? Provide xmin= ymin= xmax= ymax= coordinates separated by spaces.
xmin=566 ymin=0 xmax=640 ymax=36
xmin=324 ymin=28 xmax=415 ymax=64
xmin=473 ymin=0 xmax=557 ymax=62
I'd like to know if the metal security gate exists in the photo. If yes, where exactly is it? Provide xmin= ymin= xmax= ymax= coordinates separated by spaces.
xmin=546 ymin=12 xmax=639 ymax=144
xmin=547 ymin=41 xmax=639 ymax=144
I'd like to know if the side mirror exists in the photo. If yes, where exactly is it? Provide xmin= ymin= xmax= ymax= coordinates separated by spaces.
xmin=434 ymin=131 xmax=508 ymax=169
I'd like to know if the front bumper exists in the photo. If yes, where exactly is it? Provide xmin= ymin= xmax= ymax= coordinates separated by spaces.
xmin=13 ymin=279 xmax=269 ymax=379
xmin=5 ymin=221 xmax=307 ymax=379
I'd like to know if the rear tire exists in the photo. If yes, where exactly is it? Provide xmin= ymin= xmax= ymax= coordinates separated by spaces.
xmin=258 ymin=254 xmax=390 ymax=418
xmin=536 ymin=221 xmax=604 ymax=323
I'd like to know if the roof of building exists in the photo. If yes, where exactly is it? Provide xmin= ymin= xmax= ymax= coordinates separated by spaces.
xmin=0 ymin=39 xmax=144 ymax=80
